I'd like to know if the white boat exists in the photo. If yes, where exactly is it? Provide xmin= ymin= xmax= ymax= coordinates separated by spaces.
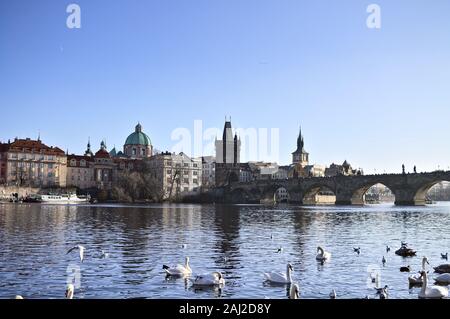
xmin=40 ymin=194 xmax=90 ymax=203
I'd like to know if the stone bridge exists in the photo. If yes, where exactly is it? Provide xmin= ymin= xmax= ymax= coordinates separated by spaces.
xmin=220 ymin=171 xmax=450 ymax=206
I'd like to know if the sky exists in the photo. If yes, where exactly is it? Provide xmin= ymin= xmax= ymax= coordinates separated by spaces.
xmin=1 ymin=0 xmax=450 ymax=173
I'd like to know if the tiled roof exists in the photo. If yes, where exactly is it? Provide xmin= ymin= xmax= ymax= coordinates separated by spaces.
xmin=95 ymin=148 xmax=111 ymax=158
xmin=0 ymin=138 xmax=66 ymax=156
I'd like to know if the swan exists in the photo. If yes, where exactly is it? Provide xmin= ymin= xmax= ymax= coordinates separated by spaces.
xmin=289 ymin=283 xmax=300 ymax=299
xmin=316 ymin=247 xmax=331 ymax=262
xmin=409 ymin=257 xmax=429 ymax=285
xmin=191 ymin=272 xmax=225 ymax=286
xmin=418 ymin=271 xmax=449 ymax=299
xmin=67 ymin=245 xmax=85 ymax=263
xmin=434 ymin=273 xmax=450 ymax=285
xmin=434 ymin=264 xmax=450 ymax=274
xmin=264 ymin=263 xmax=293 ymax=284
xmin=163 ymin=257 xmax=192 ymax=276
xmin=65 ymin=284 xmax=74 ymax=299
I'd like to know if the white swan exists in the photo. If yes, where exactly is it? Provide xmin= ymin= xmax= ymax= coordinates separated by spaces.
xmin=163 ymin=257 xmax=192 ymax=276
xmin=289 ymin=283 xmax=300 ymax=299
xmin=435 ymin=273 xmax=450 ymax=285
xmin=316 ymin=247 xmax=331 ymax=262
xmin=409 ymin=257 xmax=429 ymax=285
xmin=418 ymin=271 xmax=449 ymax=299
xmin=65 ymin=284 xmax=74 ymax=299
xmin=264 ymin=263 xmax=293 ymax=284
xmin=191 ymin=272 xmax=225 ymax=286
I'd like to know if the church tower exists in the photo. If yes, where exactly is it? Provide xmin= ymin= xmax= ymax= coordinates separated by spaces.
xmin=84 ymin=138 xmax=93 ymax=157
xmin=292 ymin=126 xmax=309 ymax=166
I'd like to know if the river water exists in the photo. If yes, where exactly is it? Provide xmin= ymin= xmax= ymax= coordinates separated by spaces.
xmin=0 ymin=202 xmax=449 ymax=299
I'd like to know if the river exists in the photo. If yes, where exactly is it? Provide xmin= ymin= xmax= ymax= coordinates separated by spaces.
xmin=0 ymin=202 xmax=449 ymax=299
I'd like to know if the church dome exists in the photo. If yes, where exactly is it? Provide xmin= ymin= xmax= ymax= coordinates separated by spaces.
xmin=124 ymin=123 xmax=151 ymax=146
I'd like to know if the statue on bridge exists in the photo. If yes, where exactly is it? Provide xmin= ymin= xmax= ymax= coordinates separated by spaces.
xmin=414 ymin=166 xmax=417 ymax=174
xmin=402 ymin=164 xmax=406 ymax=175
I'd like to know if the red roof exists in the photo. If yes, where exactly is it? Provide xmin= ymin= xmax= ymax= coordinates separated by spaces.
xmin=0 ymin=138 xmax=66 ymax=156
xmin=95 ymin=148 xmax=111 ymax=158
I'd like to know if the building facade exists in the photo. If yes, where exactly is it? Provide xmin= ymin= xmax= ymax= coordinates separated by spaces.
xmin=0 ymin=138 xmax=67 ymax=187
xmin=147 ymin=152 xmax=202 ymax=199
xmin=202 ymin=156 xmax=216 ymax=189
xmin=67 ymin=155 xmax=95 ymax=189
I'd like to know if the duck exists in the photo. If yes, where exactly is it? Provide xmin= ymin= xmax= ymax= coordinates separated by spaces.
xmin=400 ymin=265 xmax=412 ymax=273
xmin=418 ymin=271 xmax=449 ymax=299
xmin=65 ymin=284 xmax=74 ymax=299
xmin=67 ymin=245 xmax=85 ymax=263
xmin=353 ymin=247 xmax=361 ymax=255
xmin=277 ymin=247 xmax=283 ymax=254
xmin=434 ymin=264 xmax=450 ymax=274
xmin=435 ymin=273 xmax=450 ymax=285
xmin=441 ymin=253 xmax=448 ymax=261
xmin=163 ymin=257 xmax=192 ymax=276
xmin=316 ymin=247 xmax=331 ymax=262
xmin=382 ymin=256 xmax=386 ymax=265
xmin=191 ymin=272 xmax=225 ymax=286
xmin=409 ymin=257 xmax=430 ymax=285
xmin=386 ymin=246 xmax=391 ymax=253
xmin=100 ymin=250 xmax=109 ymax=259
xmin=395 ymin=242 xmax=417 ymax=257
xmin=264 ymin=263 xmax=294 ymax=284
xmin=289 ymin=283 xmax=300 ymax=299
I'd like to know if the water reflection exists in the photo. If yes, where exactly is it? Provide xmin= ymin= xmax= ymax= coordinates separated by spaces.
xmin=0 ymin=202 xmax=450 ymax=299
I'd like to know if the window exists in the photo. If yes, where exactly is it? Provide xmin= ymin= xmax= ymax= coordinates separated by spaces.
xmin=193 ymin=179 xmax=198 ymax=184
xmin=193 ymin=171 xmax=198 ymax=176
xmin=48 ymin=164 xmax=53 ymax=169
xmin=183 ymin=170 xmax=189 ymax=175
xmin=184 ymin=187 xmax=189 ymax=192
xmin=166 ymin=169 xmax=172 ymax=174
xmin=141 ymin=149 xmax=145 ymax=156
xmin=80 ymin=160 xmax=86 ymax=167
xmin=193 ymin=164 xmax=198 ymax=168
xmin=183 ymin=163 xmax=189 ymax=167
xmin=132 ymin=148 xmax=137 ymax=155
xmin=183 ymin=178 xmax=189 ymax=184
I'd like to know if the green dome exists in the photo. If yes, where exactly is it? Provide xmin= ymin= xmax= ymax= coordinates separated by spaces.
xmin=125 ymin=123 xmax=152 ymax=146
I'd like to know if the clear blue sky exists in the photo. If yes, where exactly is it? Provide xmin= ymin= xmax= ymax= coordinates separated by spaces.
xmin=1 ymin=0 xmax=450 ymax=173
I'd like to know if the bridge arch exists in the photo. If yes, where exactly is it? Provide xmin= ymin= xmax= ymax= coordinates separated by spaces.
xmin=260 ymin=184 xmax=292 ymax=204
xmin=350 ymin=182 xmax=396 ymax=205
xmin=414 ymin=178 xmax=450 ymax=205
xmin=302 ymin=184 xmax=336 ymax=205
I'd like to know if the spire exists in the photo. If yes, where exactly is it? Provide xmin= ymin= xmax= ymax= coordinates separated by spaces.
xmin=135 ymin=123 xmax=142 ymax=133
xmin=37 ymin=130 xmax=41 ymax=142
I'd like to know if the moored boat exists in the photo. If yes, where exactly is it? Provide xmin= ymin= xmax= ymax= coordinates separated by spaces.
xmin=39 ymin=194 xmax=90 ymax=204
